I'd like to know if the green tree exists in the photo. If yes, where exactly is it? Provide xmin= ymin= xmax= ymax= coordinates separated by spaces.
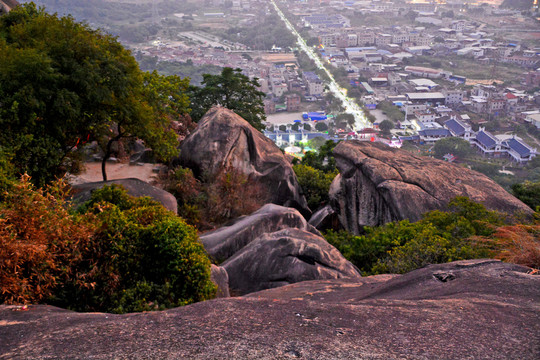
xmin=433 ymin=137 xmax=473 ymax=160
xmin=99 ymin=71 xmax=190 ymax=181
xmin=301 ymin=140 xmax=338 ymax=172
xmin=379 ymin=120 xmax=395 ymax=135
xmin=188 ymin=67 xmax=266 ymax=131
xmin=0 ymin=4 xmax=189 ymax=184
xmin=315 ymin=122 xmax=328 ymax=132
xmin=511 ymin=181 xmax=540 ymax=211
xmin=293 ymin=164 xmax=338 ymax=210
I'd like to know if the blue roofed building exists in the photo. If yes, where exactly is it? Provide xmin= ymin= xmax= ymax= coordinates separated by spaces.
xmin=472 ymin=128 xmax=504 ymax=156
xmin=263 ymin=130 xmax=331 ymax=147
xmin=502 ymin=137 xmax=537 ymax=163
xmin=418 ymin=128 xmax=451 ymax=142
xmin=444 ymin=117 xmax=475 ymax=141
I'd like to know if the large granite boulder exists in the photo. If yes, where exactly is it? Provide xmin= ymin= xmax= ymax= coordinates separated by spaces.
xmin=178 ymin=106 xmax=310 ymax=217
xmin=200 ymin=204 xmax=319 ymax=263
xmin=70 ymin=178 xmax=177 ymax=214
xmin=222 ymin=228 xmax=361 ymax=295
xmin=2 ymin=260 xmax=539 ymax=359
xmin=331 ymin=141 xmax=533 ymax=233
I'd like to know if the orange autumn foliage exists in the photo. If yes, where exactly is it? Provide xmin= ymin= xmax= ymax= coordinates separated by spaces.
xmin=489 ymin=224 xmax=540 ymax=269
xmin=0 ymin=175 xmax=95 ymax=304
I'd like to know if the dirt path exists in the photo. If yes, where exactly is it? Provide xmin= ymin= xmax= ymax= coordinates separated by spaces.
xmin=69 ymin=162 xmax=165 ymax=185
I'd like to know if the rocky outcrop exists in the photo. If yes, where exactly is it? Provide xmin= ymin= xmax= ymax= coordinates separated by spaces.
xmin=308 ymin=204 xmax=341 ymax=231
xmin=178 ymin=106 xmax=310 ymax=217
xmin=2 ymin=260 xmax=538 ymax=359
xmin=200 ymin=204 xmax=319 ymax=262
xmin=222 ymin=228 xmax=361 ymax=295
xmin=70 ymin=178 xmax=177 ymax=214
xmin=201 ymin=204 xmax=358 ymax=295
xmin=210 ymin=265 xmax=230 ymax=298
xmin=331 ymin=141 xmax=533 ymax=233
xmin=0 ymin=0 xmax=18 ymax=14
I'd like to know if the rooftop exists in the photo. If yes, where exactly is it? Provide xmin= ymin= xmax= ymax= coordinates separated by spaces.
xmin=476 ymin=130 xmax=498 ymax=149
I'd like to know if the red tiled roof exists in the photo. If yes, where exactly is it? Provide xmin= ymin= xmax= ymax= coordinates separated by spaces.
xmin=505 ymin=93 xmax=517 ymax=100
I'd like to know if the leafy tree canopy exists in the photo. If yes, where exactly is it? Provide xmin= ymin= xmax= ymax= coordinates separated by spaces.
xmin=0 ymin=3 xmax=189 ymax=184
xmin=433 ymin=137 xmax=473 ymax=160
xmin=188 ymin=67 xmax=266 ymax=131
xmin=511 ymin=181 xmax=540 ymax=211
xmin=293 ymin=164 xmax=338 ymax=211
xmin=379 ymin=119 xmax=395 ymax=135
xmin=300 ymin=140 xmax=338 ymax=173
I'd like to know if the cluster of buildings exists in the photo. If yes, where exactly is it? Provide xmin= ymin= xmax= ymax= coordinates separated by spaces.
xmin=135 ymin=0 xmax=540 ymax=164
xmin=401 ymin=113 xmax=538 ymax=163
xmin=277 ymin=0 xmax=539 ymax=163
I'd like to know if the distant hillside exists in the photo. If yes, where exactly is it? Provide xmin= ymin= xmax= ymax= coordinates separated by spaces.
xmin=500 ymin=0 xmax=534 ymax=9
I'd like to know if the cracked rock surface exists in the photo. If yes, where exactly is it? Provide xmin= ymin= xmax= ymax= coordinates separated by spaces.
xmin=331 ymin=141 xmax=533 ymax=233
xmin=1 ymin=260 xmax=538 ymax=359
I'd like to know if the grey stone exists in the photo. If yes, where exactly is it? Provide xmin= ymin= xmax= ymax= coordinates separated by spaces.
xmin=210 ymin=265 xmax=229 ymax=298
xmin=331 ymin=141 xmax=533 ymax=233
xmin=222 ymin=228 xmax=361 ymax=295
xmin=178 ymin=106 xmax=310 ymax=217
xmin=200 ymin=204 xmax=319 ymax=263
xmin=2 ymin=260 xmax=538 ymax=359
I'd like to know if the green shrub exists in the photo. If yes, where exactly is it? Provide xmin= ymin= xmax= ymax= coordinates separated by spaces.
xmin=0 ymin=182 xmax=218 ymax=313
xmin=511 ymin=181 xmax=540 ymax=211
xmin=371 ymin=222 xmax=489 ymax=274
xmin=293 ymin=164 xmax=338 ymax=210
xmin=61 ymin=185 xmax=216 ymax=313
xmin=0 ymin=149 xmax=15 ymax=199
xmin=325 ymin=197 xmax=503 ymax=275
xmin=324 ymin=229 xmax=396 ymax=275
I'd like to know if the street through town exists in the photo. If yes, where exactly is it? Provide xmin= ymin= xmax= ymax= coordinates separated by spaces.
xmin=271 ymin=0 xmax=371 ymax=130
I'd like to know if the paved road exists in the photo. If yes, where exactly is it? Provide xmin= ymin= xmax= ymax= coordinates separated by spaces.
xmin=271 ymin=0 xmax=371 ymax=130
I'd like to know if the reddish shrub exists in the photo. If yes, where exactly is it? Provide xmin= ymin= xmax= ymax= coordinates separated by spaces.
xmin=0 ymin=175 xmax=95 ymax=304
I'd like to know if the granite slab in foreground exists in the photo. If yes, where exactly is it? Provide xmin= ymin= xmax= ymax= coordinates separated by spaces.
xmin=1 ymin=260 xmax=539 ymax=359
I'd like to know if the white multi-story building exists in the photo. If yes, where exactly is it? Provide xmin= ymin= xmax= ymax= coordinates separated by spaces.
xmin=444 ymin=89 xmax=465 ymax=105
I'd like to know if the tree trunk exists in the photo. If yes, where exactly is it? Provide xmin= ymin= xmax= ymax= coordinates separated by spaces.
xmin=101 ymin=132 xmax=122 ymax=182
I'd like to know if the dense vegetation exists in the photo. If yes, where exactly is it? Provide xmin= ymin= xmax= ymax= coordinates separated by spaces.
xmin=188 ymin=67 xmax=266 ymax=131
xmin=0 ymin=180 xmax=215 ymax=312
xmin=0 ymin=3 xmax=189 ymax=184
xmin=293 ymin=164 xmax=338 ymax=211
xmin=25 ymin=0 xmax=204 ymax=42
xmin=137 ymin=55 xmax=222 ymax=86
xmin=324 ymin=197 xmax=539 ymax=275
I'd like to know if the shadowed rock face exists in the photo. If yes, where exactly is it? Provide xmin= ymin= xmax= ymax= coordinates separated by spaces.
xmin=1 ymin=260 xmax=538 ymax=359
xmin=70 ymin=178 xmax=178 ymax=214
xmin=210 ymin=265 xmax=230 ymax=298
xmin=331 ymin=141 xmax=533 ymax=233
xmin=0 ymin=0 xmax=18 ymax=13
xmin=178 ymin=106 xmax=310 ymax=217
xmin=201 ymin=204 xmax=358 ymax=295
xmin=200 ymin=204 xmax=320 ymax=263
xmin=222 ymin=228 xmax=361 ymax=295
